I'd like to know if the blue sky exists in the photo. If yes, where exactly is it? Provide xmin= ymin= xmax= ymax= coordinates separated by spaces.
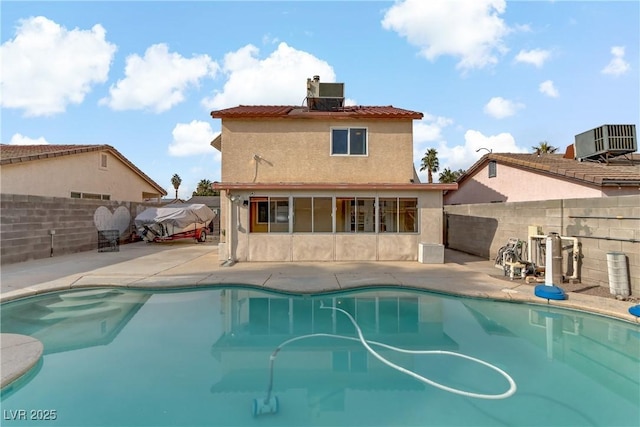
xmin=1 ymin=0 xmax=638 ymax=199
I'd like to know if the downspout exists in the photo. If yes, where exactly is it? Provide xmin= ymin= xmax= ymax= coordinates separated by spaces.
xmin=224 ymin=192 xmax=235 ymax=266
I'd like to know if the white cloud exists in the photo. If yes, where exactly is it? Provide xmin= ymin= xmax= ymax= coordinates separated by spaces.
xmin=203 ymin=42 xmax=335 ymax=109
xmin=381 ymin=0 xmax=510 ymax=71
xmin=601 ymin=46 xmax=630 ymax=76
xmin=483 ymin=96 xmax=525 ymax=119
xmin=440 ymin=129 xmax=528 ymax=172
xmin=539 ymin=80 xmax=559 ymax=98
xmin=8 ymin=133 xmax=49 ymax=145
xmin=412 ymin=113 xmax=454 ymax=158
xmin=514 ymin=48 xmax=550 ymax=68
xmin=168 ymin=120 xmax=220 ymax=158
xmin=100 ymin=44 xmax=219 ymax=112
xmin=0 ymin=16 xmax=116 ymax=117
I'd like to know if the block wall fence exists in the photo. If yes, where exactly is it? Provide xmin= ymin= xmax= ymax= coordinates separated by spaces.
xmin=0 ymin=194 xmax=160 ymax=265
xmin=444 ymin=195 xmax=640 ymax=296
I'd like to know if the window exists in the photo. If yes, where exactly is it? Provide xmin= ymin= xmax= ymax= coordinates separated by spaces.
xmin=71 ymin=191 xmax=110 ymax=200
xmin=331 ymin=128 xmax=367 ymax=155
xmin=379 ymin=197 xmax=417 ymax=233
xmin=292 ymin=197 xmax=332 ymax=232
xmin=250 ymin=196 xmax=417 ymax=234
xmin=398 ymin=198 xmax=417 ymax=233
xmin=488 ymin=160 xmax=497 ymax=178
xmin=335 ymin=197 xmax=374 ymax=233
xmin=249 ymin=197 xmax=288 ymax=233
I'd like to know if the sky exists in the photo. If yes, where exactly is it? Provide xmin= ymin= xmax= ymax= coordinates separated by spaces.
xmin=1 ymin=0 xmax=638 ymax=199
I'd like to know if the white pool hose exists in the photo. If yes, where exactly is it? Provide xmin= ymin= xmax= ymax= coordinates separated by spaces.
xmin=262 ymin=304 xmax=517 ymax=403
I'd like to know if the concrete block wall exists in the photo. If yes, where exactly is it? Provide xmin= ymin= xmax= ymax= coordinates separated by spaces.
xmin=445 ymin=195 xmax=640 ymax=296
xmin=0 ymin=194 xmax=157 ymax=265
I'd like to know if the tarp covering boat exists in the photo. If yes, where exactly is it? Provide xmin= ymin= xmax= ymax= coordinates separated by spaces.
xmin=134 ymin=203 xmax=214 ymax=242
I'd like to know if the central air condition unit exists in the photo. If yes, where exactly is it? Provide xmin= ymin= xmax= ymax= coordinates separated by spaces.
xmin=307 ymin=78 xmax=345 ymax=111
xmin=574 ymin=124 xmax=637 ymax=161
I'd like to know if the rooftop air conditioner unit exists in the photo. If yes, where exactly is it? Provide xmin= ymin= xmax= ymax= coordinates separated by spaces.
xmin=574 ymin=124 xmax=637 ymax=161
xmin=307 ymin=77 xmax=345 ymax=111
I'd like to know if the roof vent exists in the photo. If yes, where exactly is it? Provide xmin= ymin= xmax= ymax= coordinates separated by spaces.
xmin=306 ymin=76 xmax=345 ymax=111
xmin=574 ymin=124 xmax=637 ymax=162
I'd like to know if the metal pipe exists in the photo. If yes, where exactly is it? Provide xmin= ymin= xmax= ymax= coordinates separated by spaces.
xmin=568 ymin=215 xmax=640 ymax=220
xmin=569 ymin=235 xmax=639 ymax=243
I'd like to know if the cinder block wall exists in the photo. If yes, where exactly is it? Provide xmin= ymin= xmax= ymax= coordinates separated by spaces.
xmin=445 ymin=195 xmax=639 ymax=295
xmin=0 ymin=194 xmax=157 ymax=264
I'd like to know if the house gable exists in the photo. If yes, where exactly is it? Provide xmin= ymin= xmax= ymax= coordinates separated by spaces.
xmin=445 ymin=152 xmax=640 ymax=204
xmin=0 ymin=144 xmax=167 ymax=201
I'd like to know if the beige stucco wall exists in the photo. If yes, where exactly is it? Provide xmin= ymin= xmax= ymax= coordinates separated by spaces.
xmin=444 ymin=162 xmax=639 ymax=205
xmin=220 ymin=119 xmax=415 ymax=184
xmin=0 ymin=151 xmax=163 ymax=202
xmin=220 ymin=190 xmax=443 ymax=262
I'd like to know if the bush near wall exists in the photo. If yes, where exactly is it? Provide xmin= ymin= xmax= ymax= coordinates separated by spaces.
xmin=444 ymin=195 xmax=639 ymax=296
xmin=0 ymin=194 xmax=160 ymax=265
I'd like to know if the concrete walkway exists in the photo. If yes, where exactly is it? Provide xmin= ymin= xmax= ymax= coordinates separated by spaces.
xmin=2 ymin=240 xmax=637 ymax=322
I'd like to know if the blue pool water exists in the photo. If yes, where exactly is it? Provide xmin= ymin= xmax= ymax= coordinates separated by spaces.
xmin=1 ymin=286 xmax=639 ymax=427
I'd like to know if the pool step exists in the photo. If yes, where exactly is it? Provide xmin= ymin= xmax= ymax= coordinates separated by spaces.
xmin=36 ymin=299 xmax=105 ymax=311
xmin=59 ymin=289 xmax=122 ymax=301
xmin=11 ymin=304 xmax=122 ymax=324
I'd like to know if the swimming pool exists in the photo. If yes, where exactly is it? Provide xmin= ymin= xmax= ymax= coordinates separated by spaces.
xmin=1 ymin=286 xmax=639 ymax=426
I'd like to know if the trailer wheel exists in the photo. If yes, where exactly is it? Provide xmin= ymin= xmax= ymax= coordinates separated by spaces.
xmin=198 ymin=230 xmax=207 ymax=243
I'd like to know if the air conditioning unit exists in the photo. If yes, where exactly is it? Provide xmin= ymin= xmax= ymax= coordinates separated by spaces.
xmin=307 ymin=81 xmax=344 ymax=98
xmin=306 ymin=76 xmax=345 ymax=111
xmin=574 ymin=124 xmax=637 ymax=161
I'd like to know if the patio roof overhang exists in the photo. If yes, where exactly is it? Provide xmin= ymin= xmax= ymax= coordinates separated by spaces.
xmin=212 ymin=182 xmax=458 ymax=192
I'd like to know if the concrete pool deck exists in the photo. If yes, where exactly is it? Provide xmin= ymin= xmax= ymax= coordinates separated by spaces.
xmin=1 ymin=240 xmax=638 ymax=388
xmin=1 ymin=240 xmax=638 ymax=319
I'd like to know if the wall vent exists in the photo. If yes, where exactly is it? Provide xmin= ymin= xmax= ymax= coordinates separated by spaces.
xmin=574 ymin=124 xmax=636 ymax=162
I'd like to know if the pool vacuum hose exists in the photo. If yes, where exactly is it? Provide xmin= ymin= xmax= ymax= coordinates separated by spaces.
xmin=252 ymin=303 xmax=517 ymax=416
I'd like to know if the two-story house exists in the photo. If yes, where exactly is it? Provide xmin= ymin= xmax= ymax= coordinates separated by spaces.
xmin=210 ymin=77 xmax=457 ymax=264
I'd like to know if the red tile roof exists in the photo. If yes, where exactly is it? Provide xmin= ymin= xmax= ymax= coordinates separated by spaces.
xmin=210 ymin=105 xmax=423 ymax=120
xmin=0 ymin=144 xmax=167 ymax=195
xmin=460 ymin=152 xmax=640 ymax=187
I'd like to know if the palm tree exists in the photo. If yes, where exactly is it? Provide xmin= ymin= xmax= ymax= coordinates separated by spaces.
xmin=438 ymin=167 xmax=464 ymax=183
xmin=171 ymin=174 xmax=182 ymax=199
xmin=420 ymin=148 xmax=439 ymax=184
xmin=532 ymin=141 xmax=558 ymax=154
xmin=192 ymin=179 xmax=217 ymax=196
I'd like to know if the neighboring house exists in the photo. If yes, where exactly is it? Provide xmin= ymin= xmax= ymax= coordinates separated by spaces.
xmin=210 ymin=76 xmax=456 ymax=263
xmin=445 ymin=149 xmax=639 ymax=205
xmin=0 ymin=144 xmax=166 ymax=202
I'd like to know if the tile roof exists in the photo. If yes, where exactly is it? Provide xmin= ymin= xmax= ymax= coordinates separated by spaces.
xmin=210 ymin=105 xmax=423 ymax=119
xmin=460 ymin=152 xmax=640 ymax=187
xmin=0 ymin=144 xmax=167 ymax=195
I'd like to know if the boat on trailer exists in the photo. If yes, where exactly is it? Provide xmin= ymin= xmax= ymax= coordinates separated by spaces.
xmin=134 ymin=203 xmax=214 ymax=243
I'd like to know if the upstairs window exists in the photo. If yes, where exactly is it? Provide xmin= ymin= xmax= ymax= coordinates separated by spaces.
xmin=331 ymin=128 xmax=367 ymax=155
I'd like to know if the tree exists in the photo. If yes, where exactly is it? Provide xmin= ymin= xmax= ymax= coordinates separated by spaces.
xmin=192 ymin=179 xmax=218 ymax=196
xmin=420 ymin=148 xmax=439 ymax=184
xmin=171 ymin=174 xmax=182 ymax=199
xmin=438 ymin=168 xmax=465 ymax=183
xmin=532 ymin=141 xmax=558 ymax=154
